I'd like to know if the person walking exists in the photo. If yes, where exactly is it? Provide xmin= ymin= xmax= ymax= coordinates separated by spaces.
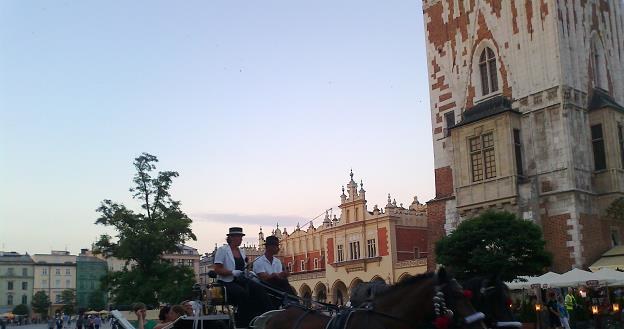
xmin=56 ymin=316 xmax=64 ymax=329
xmin=76 ymin=314 xmax=83 ymax=329
xmin=94 ymin=316 xmax=101 ymax=329
xmin=547 ymin=292 xmax=562 ymax=329
xmin=47 ymin=317 xmax=55 ymax=329
xmin=557 ymin=296 xmax=571 ymax=329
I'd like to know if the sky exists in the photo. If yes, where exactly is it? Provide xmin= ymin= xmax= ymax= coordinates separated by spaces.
xmin=0 ymin=1 xmax=434 ymax=256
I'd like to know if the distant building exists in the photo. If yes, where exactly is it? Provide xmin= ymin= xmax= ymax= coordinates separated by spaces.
xmin=162 ymin=244 xmax=201 ymax=282
xmin=76 ymin=249 xmax=107 ymax=309
xmin=32 ymin=251 xmax=76 ymax=315
xmin=259 ymin=172 xmax=428 ymax=304
xmin=0 ymin=252 xmax=34 ymax=314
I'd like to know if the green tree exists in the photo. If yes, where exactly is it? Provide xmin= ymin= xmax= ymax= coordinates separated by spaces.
xmin=60 ymin=289 xmax=76 ymax=315
xmin=94 ymin=153 xmax=197 ymax=305
xmin=435 ymin=210 xmax=552 ymax=281
xmin=31 ymin=291 xmax=51 ymax=316
xmin=606 ymin=197 xmax=624 ymax=221
xmin=12 ymin=304 xmax=29 ymax=316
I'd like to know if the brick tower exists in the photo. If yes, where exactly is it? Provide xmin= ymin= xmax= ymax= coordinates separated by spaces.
xmin=423 ymin=0 xmax=624 ymax=272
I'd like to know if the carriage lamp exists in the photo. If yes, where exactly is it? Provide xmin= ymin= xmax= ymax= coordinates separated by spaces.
xmin=613 ymin=303 xmax=620 ymax=312
xmin=535 ymin=304 xmax=542 ymax=312
xmin=592 ymin=305 xmax=599 ymax=314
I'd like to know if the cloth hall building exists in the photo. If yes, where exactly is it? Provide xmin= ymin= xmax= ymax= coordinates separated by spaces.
xmin=257 ymin=172 xmax=428 ymax=305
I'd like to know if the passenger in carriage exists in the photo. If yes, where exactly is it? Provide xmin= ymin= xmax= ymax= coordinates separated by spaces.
xmin=213 ymin=227 xmax=271 ymax=327
xmin=252 ymin=235 xmax=296 ymax=307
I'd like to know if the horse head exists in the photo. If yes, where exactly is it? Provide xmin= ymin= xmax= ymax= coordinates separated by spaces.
xmin=434 ymin=267 xmax=488 ymax=329
xmin=461 ymin=275 xmax=521 ymax=329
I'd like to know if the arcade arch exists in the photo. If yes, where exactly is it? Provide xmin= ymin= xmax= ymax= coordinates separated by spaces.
xmin=314 ymin=282 xmax=327 ymax=302
xmin=332 ymin=280 xmax=348 ymax=306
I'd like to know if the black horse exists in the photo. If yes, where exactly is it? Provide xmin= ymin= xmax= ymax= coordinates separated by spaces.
xmin=461 ymin=275 xmax=521 ymax=329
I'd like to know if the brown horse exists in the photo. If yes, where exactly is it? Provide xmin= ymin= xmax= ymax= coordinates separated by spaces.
xmin=260 ymin=268 xmax=487 ymax=329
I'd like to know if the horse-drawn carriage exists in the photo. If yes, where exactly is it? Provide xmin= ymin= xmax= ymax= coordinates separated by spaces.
xmin=111 ymin=268 xmax=520 ymax=329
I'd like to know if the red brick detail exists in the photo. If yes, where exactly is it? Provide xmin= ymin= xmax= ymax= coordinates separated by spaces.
xmin=579 ymin=214 xmax=624 ymax=268
xmin=426 ymin=199 xmax=448 ymax=271
xmin=511 ymin=0 xmax=519 ymax=34
xmin=395 ymin=227 xmax=429 ymax=261
xmin=434 ymin=126 xmax=443 ymax=135
xmin=542 ymin=214 xmax=574 ymax=273
xmin=438 ymin=92 xmax=453 ymax=102
xmin=292 ymin=254 xmax=307 ymax=273
xmin=378 ymin=227 xmax=389 ymax=256
xmin=436 ymin=113 xmax=443 ymax=123
xmin=435 ymin=166 xmax=453 ymax=198
xmin=327 ymin=238 xmax=334 ymax=264
xmin=439 ymin=102 xmax=457 ymax=112
xmin=485 ymin=0 xmax=502 ymax=17
xmin=525 ymin=0 xmax=534 ymax=37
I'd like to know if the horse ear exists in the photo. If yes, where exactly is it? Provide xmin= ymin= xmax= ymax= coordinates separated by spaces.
xmin=437 ymin=266 xmax=448 ymax=282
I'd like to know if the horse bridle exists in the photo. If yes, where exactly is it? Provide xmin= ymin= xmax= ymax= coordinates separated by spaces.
xmin=472 ymin=280 xmax=521 ymax=329
xmin=325 ymin=280 xmax=486 ymax=329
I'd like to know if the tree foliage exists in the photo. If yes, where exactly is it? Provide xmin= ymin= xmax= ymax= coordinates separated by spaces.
xmin=12 ymin=304 xmax=29 ymax=315
xmin=61 ymin=289 xmax=76 ymax=315
xmin=93 ymin=153 xmax=197 ymax=305
xmin=435 ymin=210 xmax=552 ymax=281
xmin=606 ymin=197 xmax=624 ymax=221
xmin=31 ymin=291 xmax=51 ymax=316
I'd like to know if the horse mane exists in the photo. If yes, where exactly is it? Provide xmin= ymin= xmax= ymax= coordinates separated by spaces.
xmin=375 ymin=271 xmax=436 ymax=297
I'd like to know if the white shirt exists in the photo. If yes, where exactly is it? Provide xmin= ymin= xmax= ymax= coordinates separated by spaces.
xmin=253 ymin=254 xmax=283 ymax=275
xmin=214 ymin=244 xmax=247 ymax=282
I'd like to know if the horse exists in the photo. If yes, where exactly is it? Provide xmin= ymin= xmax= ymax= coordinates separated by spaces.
xmin=461 ymin=276 xmax=521 ymax=329
xmin=259 ymin=268 xmax=487 ymax=329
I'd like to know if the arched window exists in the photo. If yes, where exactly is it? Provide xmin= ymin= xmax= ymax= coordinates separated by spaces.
xmin=479 ymin=47 xmax=499 ymax=96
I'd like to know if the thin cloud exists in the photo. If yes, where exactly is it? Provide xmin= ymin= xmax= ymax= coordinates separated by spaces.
xmin=190 ymin=212 xmax=304 ymax=228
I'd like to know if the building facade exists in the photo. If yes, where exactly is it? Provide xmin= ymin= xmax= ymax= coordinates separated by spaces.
xmin=32 ymin=251 xmax=77 ymax=314
xmin=260 ymin=172 xmax=428 ymax=305
xmin=162 ymin=244 xmax=201 ymax=282
xmin=423 ymin=0 xmax=624 ymax=272
xmin=0 ymin=252 xmax=34 ymax=314
xmin=76 ymin=251 xmax=108 ymax=309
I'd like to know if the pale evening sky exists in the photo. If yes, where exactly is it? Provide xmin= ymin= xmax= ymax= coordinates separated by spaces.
xmin=0 ymin=1 xmax=434 ymax=255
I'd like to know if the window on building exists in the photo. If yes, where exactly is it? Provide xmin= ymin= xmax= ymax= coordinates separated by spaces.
xmin=414 ymin=247 xmax=420 ymax=259
xmin=287 ymin=262 xmax=293 ymax=273
xmin=22 ymin=295 xmax=27 ymax=305
xmin=7 ymin=268 xmax=14 ymax=276
xmin=42 ymin=268 xmax=48 ymax=275
xmin=313 ymin=258 xmax=319 ymax=269
xmin=66 ymin=279 xmax=71 ymax=287
xmin=65 ymin=269 xmax=70 ymax=275
xmin=349 ymin=241 xmax=361 ymax=260
xmin=7 ymin=295 xmax=13 ymax=305
xmin=7 ymin=281 xmax=13 ymax=290
xmin=42 ymin=279 xmax=48 ymax=287
xmin=591 ymin=124 xmax=606 ymax=170
xmin=619 ymin=124 xmax=624 ymax=169
xmin=22 ymin=268 xmax=28 ymax=276
xmin=479 ymin=47 xmax=499 ymax=96
xmin=444 ymin=111 xmax=455 ymax=137
xmin=55 ymin=294 xmax=61 ymax=303
xmin=514 ymin=129 xmax=524 ymax=176
xmin=22 ymin=282 xmax=27 ymax=290
xmin=300 ymin=260 xmax=306 ymax=272
xmin=337 ymin=245 xmax=344 ymax=262
xmin=55 ymin=269 xmax=61 ymax=275
xmin=470 ymin=132 xmax=496 ymax=182
xmin=55 ymin=279 xmax=60 ymax=288
xmin=367 ymin=239 xmax=377 ymax=258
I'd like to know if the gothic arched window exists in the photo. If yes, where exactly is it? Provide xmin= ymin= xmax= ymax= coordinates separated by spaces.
xmin=479 ymin=47 xmax=499 ymax=96
xmin=590 ymin=35 xmax=608 ymax=90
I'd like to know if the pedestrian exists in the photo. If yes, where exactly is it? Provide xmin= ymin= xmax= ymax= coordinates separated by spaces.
xmin=56 ymin=316 xmax=64 ymax=329
xmin=557 ymin=295 xmax=571 ymax=329
xmin=47 ymin=317 xmax=55 ymax=329
xmin=547 ymin=291 xmax=562 ymax=329
xmin=94 ymin=316 xmax=101 ymax=329
xmin=76 ymin=314 xmax=83 ymax=329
